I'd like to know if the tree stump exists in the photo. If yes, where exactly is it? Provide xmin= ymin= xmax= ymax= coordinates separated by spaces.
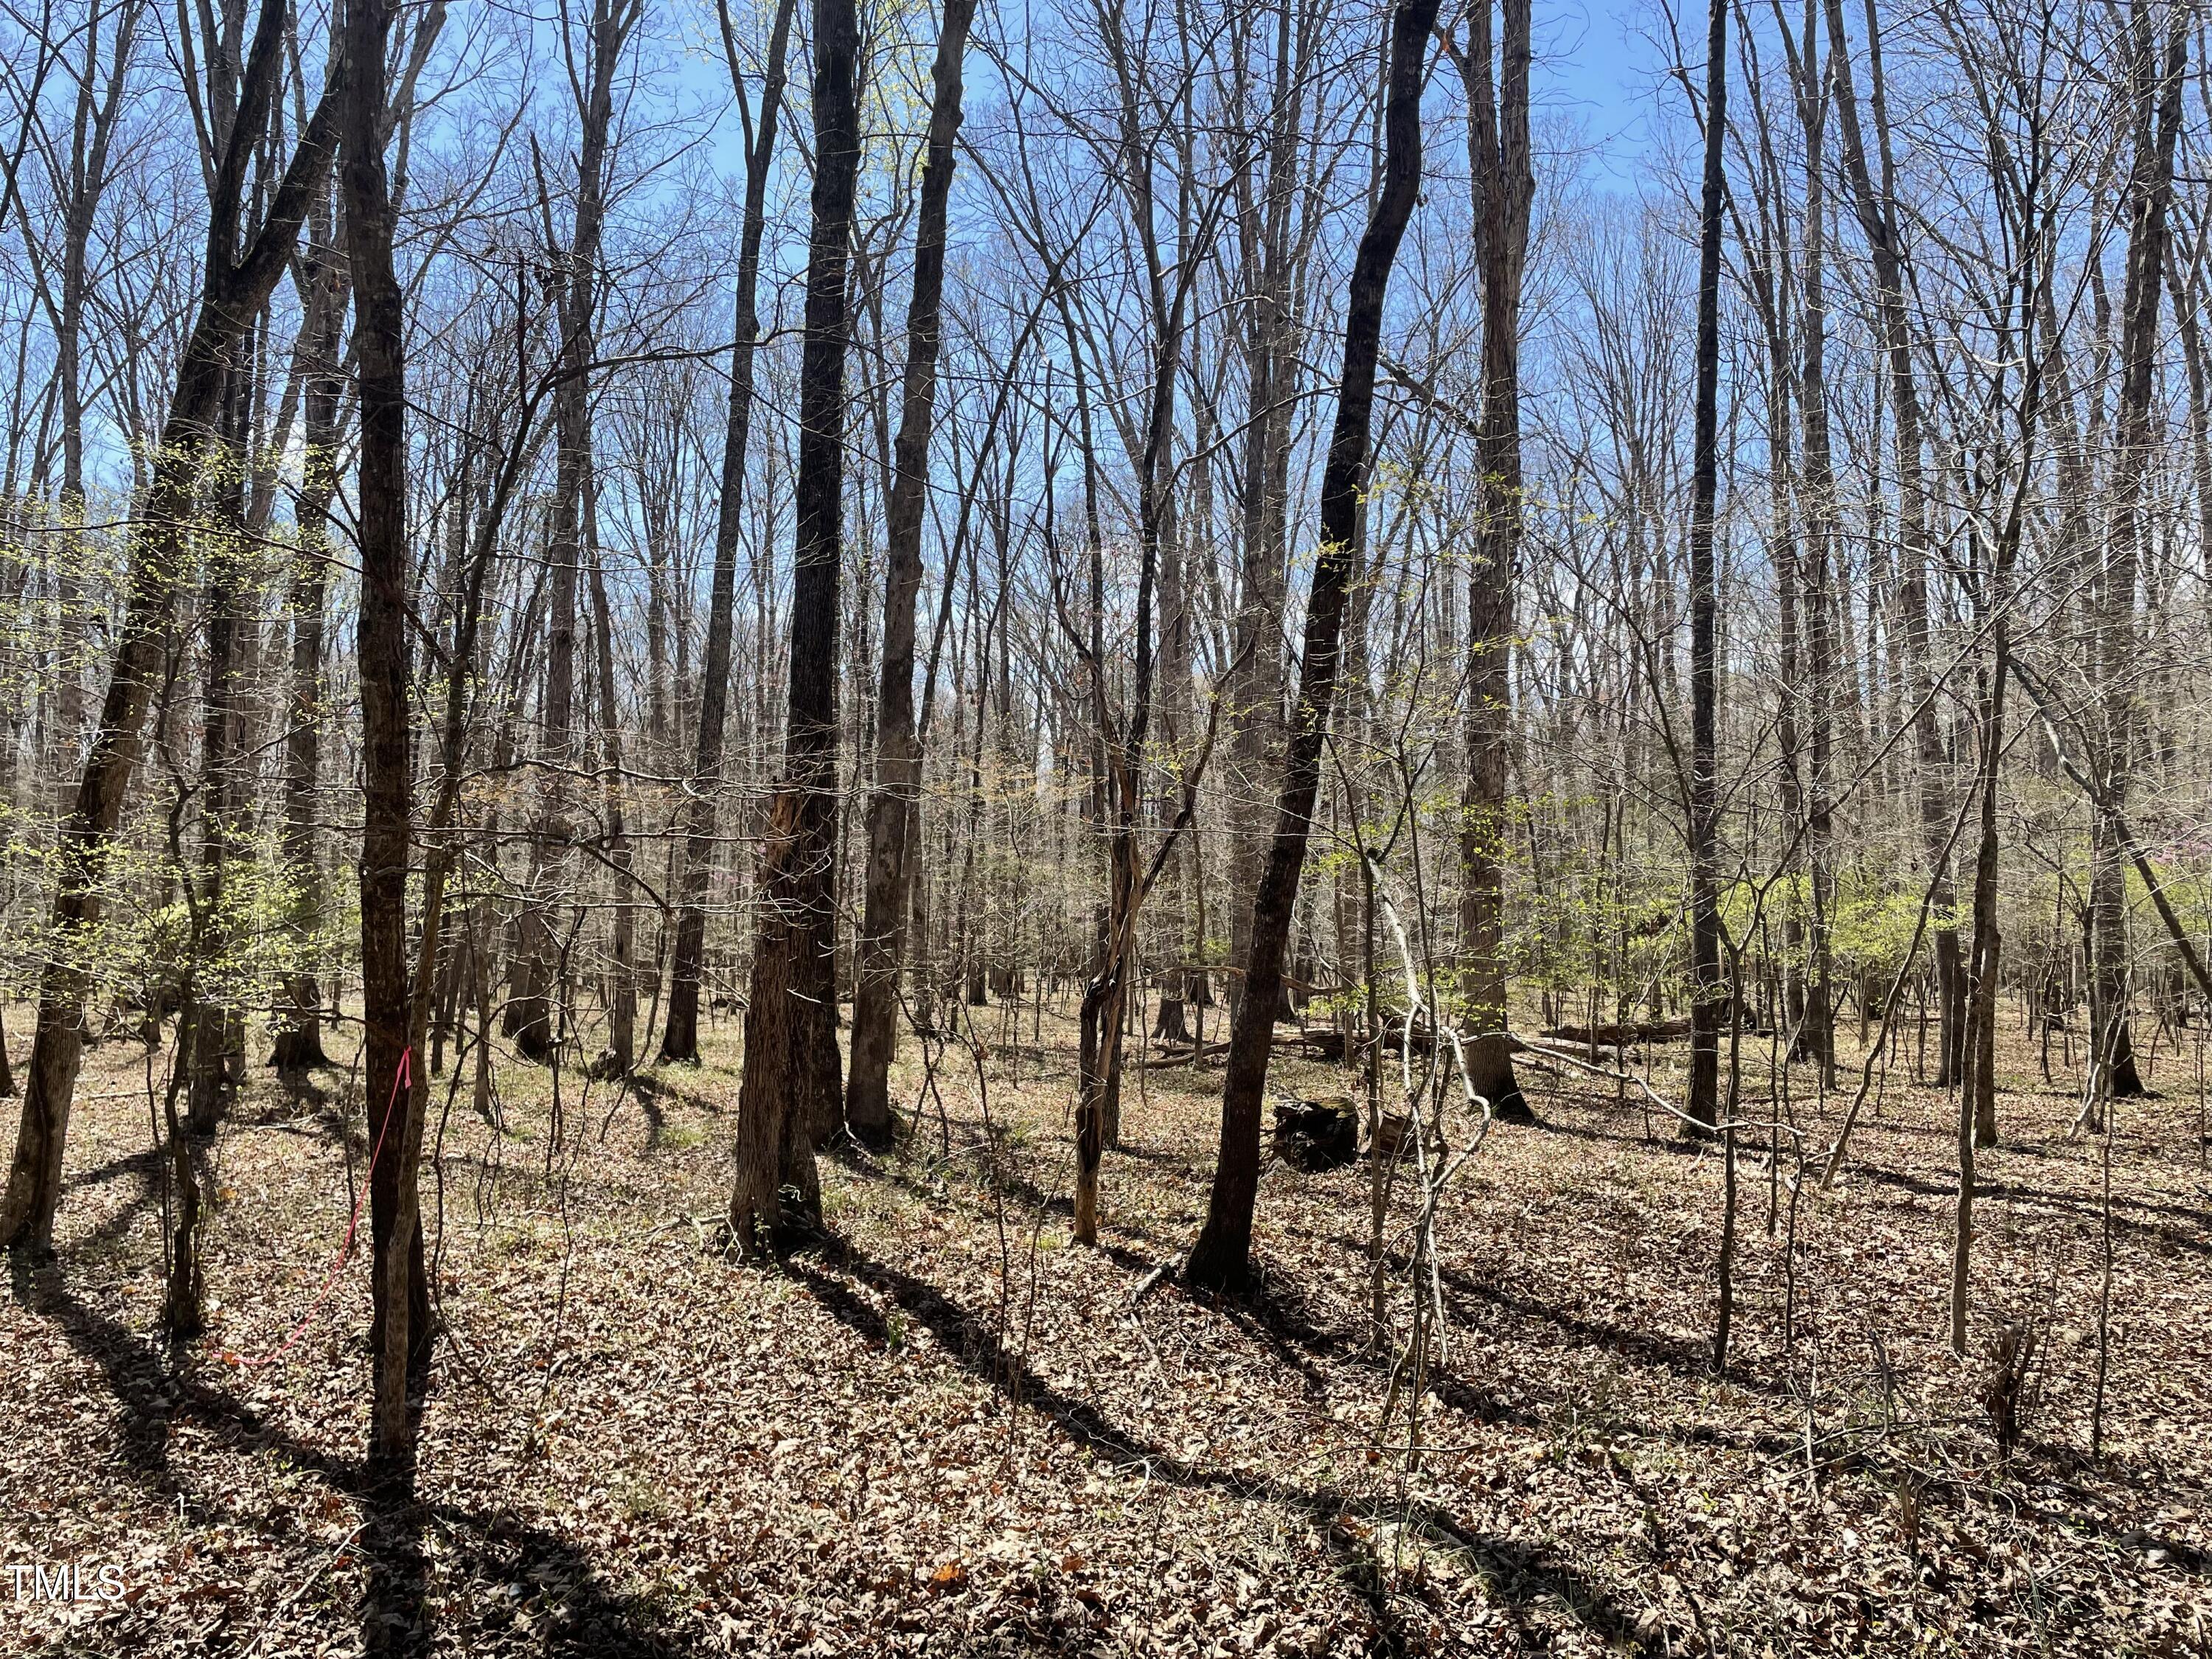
xmin=1273 ymin=1096 xmax=1358 ymax=1171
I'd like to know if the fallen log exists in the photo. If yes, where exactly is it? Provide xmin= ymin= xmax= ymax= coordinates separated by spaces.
xmin=1295 ymin=1028 xmax=1348 ymax=1061
xmin=1543 ymin=1015 xmax=1693 ymax=1046
xmin=1149 ymin=1039 xmax=1232 ymax=1068
xmin=1152 ymin=1031 xmax=1342 ymax=1068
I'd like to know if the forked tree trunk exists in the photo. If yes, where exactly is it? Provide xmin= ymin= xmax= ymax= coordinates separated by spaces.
xmin=1186 ymin=0 xmax=1442 ymax=1293
xmin=0 ymin=0 xmax=335 ymax=1255
xmin=848 ymin=0 xmax=976 ymax=1145
xmin=727 ymin=0 xmax=861 ymax=1251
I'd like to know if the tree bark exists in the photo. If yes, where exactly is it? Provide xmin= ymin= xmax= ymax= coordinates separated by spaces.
xmin=47 ymin=0 xmax=141 ymax=798
xmin=269 ymin=232 xmax=344 ymax=1071
xmin=342 ymin=0 xmax=431 ymax=1470
xmin=1785 ymin=0 xmax=1837 ymax=1081
xmin=510 ymin=0 xmax=637 ymax=1065
xmin=585 ymin=481 xmax=637 ymax=1075
xmin=847 ymin=0 xmax=975 ymax=1145
xmin=1453 ymin=0 xmax=1533 ymax=1123
xmin=1826 ymin=0 xmax=1962 ymax=1086
xmin=2089 ymin=0 xmax=2185 ymax=1107
xmin=184 ymin=341 xmax=254 ymax=1130
xmin=1186 ymin=0 xmax=1442 ymax=1293
xmin=1221 ymin=1 xmax=1308 ymax=1020
xmin=726 ymin=0 xmax=861 ymax=1251
xmin=1685 ymin=0 xmax=1729 ymax=1132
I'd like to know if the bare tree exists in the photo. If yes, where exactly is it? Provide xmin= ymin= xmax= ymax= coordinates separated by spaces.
xmin=1685 ymin=0 xmax=1729 ymax=1131
xmin=2085 ymin=0 xmax=2185 ymax=1107
xmin=509 ymin=0 xmax=642 ymax=1065
xmin=847 ymin=0 xmax=978 ymax=1146
xmin=1448 ymin=0 xmax=1534 ymax=1122
xmin=726 ymin=0 xmax=864 ymax=1251
xmin=0 ymin=0 xmax=335 ymax=1254
xmin=1187 ymin=0 xmax=1444 ymax=1293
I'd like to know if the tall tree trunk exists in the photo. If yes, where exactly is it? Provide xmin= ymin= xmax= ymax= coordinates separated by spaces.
xmin=1453 ymin=0 xmax=1533 ymax=1123
xmin=585 ymin=479 xmax=637 ymax=1075
xmin=1079 ymin=0 xmax=1200 ymax=1173
xmin=1959 ymin=265 xmax=2047 ymax=1336
xmin=1826 ymin=0 xmax=1961 ymax=1086
xmin=1074 ymin=254 xmax=1183 ymax=1240
xmin=49 ymin=0 xmax=141 ymax=797
xmin=847 ymin=0 xmax=975 ymax=1145
xmin=1222 ymin=0 xmax=1307 ymax=1019
xmin=726 ymin=0 xmax=861 ymax=1250
xmin=1153 ymin=374 xmax=1206 ymax=1042
xmin=2090 ymin=1 xmax=2185 ymax=1107
xmin=1684 ymin=0 xmax=1729 ymax=1132
xmin=343 ymin=0 xmax=431 ymax=1470
xmin=185 ymin=347 xmax=254 ymax=1130
xmin=1788 ymin=1 xmax=1837 ymax=1082
xmin=1186 ymin=0 xmax=1442 ymax=1293
xmin=510 ymin=0 xmax=636 ymax=1065
xmin=0 ymin=0 xmax=335 ymax=1254
xmin=662 ymin=0 xmax=796 ymax=1063
xmin=270 ymin=235 xmax=344 ymax=1071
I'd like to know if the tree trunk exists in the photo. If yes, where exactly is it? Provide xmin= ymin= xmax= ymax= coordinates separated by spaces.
xmin=1684 ymin=0 xmax=1729 ymax=1132
xmin=1186 ymin=0 xmax=1442 ymax=1293
xmin=341 ymin=0 xmax=431 ymax=1470
xmin=49 ymin=0 xmax=140 ymax=801
xmin=1453 ymin=0 xmax=1533 ymax=1123
xmin=511 ymin=0 xmax=636 ymax=1068
xmin=2090 ymin=1 xmax=2185 ymax=1107
xmin=586 ymin=487 xmax=636 ymax=1075
xmin=1826 ymin=0 xmax=1962 ymax=1087
xmin=1221 ymin=2 xmax=1307 ymax=1020
xmin=663 ymin=0 xmax=796 ymax=1063
xmin=848 ymin=0 xmax=975 ymax=1145
xmin=726 ymin=0 xmax=861 ymax=1251
xmin=0 ymin=2 xmax=335 ymax=1254
xmin=270 ymin=238 xmax=343 ymax=1072
xmin=185 ymin=356 xmax=253 ymax=1130
xmin=1790 ymin=14 xmax=1837 ymax=1083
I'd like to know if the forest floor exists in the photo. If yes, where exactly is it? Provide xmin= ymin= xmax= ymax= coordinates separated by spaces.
xmin=2 ymin=993 xmax=2209 ymax=1658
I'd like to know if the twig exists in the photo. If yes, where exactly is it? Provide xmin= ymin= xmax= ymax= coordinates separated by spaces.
xmin=238 ymin=1523 xmax=367 ymax=1657
xmin=1131 ymin=1259 xmax=1176 ymax=1303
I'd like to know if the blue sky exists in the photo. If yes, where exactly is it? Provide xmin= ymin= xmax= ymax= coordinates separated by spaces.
xmin=1534 ymin=0 xmax=1674 ymax=189
xmin=667 ymin=0 xmax=1679 ymax=194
